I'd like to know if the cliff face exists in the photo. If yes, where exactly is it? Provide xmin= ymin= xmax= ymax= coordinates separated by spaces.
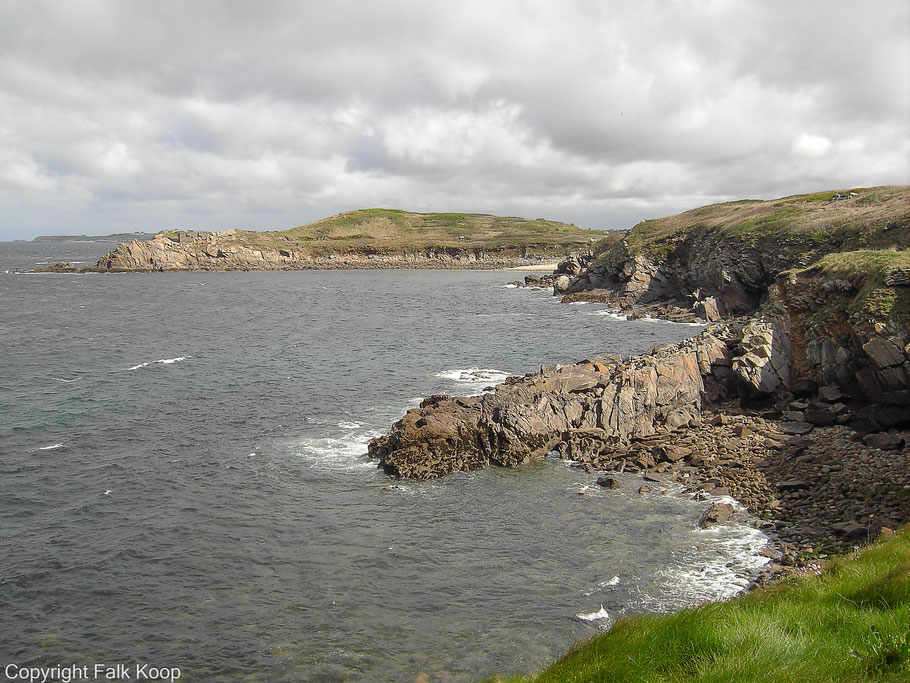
xmin=753 ymin=253 xmax=910 ymax=410
xmin=557 ymin=187 xmax=910 ymax=319
xmin=368 ymin=257 xmax=910 ymax=480
xmin=90 ymin=232 xmax=564 ymax=272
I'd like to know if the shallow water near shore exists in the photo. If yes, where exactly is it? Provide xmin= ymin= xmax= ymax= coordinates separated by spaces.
xmin=1 ymin=242 xmax=767 ymax=681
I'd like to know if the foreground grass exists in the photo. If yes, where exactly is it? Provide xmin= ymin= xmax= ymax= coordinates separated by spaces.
xmin=488 ymin=526 xmax=910 ymax=682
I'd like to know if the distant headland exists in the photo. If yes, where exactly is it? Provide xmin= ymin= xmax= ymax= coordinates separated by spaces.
xmin=31 ymin=232 xmax=158 ymax=243
xmin=38 ymin=209 xmax=607 ymax=272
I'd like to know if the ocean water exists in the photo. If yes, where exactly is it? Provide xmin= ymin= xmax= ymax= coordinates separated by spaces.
xmin=0 ymin=242 xmax=767 ymax=682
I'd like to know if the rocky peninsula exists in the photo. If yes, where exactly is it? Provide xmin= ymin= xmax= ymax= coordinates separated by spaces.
xmin=46 ymin=209 xmax=602 ymax=272
xmin=370 ymin=186 xmax=910 ymax=574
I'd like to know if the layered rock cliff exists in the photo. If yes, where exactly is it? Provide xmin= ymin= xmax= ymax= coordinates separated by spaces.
xmin=740 ymin=250 xmax=910 ymax=414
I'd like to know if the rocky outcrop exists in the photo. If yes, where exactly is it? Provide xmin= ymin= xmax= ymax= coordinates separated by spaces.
xmin=33 ymin=262 xmax=79 ymax=273
xmin=554 ymin=187 xmax=910 ymax=322
xmin=368 ymin=330 xmax=735 ymax=479
xmin=87 ymin=232 xmax=564 ymax=272
xmin=507 ymin=273 xmax=557 ymax=289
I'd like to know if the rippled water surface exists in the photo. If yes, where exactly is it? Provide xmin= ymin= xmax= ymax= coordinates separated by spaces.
xmin=0 ymin=242 xmax=766 ymax=681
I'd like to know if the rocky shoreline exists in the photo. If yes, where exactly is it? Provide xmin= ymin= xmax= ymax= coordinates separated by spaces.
xmin=38 ymin=239 xmax=568 ymax=273
xmin=367 ymin=317 xmax=908 ymax=580
xmin=369 ymin=189 xmax=910 ymax=588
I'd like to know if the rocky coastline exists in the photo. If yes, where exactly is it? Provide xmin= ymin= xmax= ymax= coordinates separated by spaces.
xmin=369 ymin=188 xmax=910 ymax=584
xmin=33 ymin=208 xmax=602 ymax=273
xmin=85 ymin=234 xmax=576 ymax=272
xmin=38 ymin=235 xmax=569 ymax=273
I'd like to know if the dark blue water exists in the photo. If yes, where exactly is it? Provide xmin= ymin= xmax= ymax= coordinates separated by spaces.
xmin=0 ymin=242 xmax=768 ymax=681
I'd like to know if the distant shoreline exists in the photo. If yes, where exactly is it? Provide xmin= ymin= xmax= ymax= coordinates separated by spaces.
xmin=30 ymin=233 xmax=157 ymax=243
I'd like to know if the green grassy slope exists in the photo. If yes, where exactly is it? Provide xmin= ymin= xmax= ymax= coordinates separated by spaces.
xmin=488 ymin=526 xmax=910 ymax=682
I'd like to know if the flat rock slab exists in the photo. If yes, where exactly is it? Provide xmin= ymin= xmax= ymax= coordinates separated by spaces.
xmin=780 ymin=421 xmax=814 ymax=435
xmin=862 ymin=432 xmax=904 ymax=450
xmin=778 ymin=479 xmax=810 ymax=491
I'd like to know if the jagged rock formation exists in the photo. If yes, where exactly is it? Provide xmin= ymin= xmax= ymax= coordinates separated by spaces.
xmin=368 ymin=331 xmax=735 ymax=479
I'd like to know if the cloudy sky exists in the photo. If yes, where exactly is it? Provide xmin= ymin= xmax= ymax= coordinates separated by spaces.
xmin=0 ymin=0 xmax=907 ymax=240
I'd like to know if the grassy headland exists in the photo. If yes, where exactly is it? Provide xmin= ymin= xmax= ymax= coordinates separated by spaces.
xmin=592 ymin=186 xmax=909 ymax=267
xmin=489 ymin=526 xmax=910 ymax=682
xmin=161 ymin=209 xmax=605 ymax=256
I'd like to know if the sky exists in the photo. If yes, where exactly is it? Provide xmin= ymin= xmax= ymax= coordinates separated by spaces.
xmin=0 ymin=0 xmax=908 ymax=240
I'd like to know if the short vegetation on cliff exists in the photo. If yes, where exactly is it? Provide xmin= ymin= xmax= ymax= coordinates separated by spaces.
xmin=791 ymin=249 xmax=910 ymax=331
xmin=489 ymin=525 xmax=910 ymax=682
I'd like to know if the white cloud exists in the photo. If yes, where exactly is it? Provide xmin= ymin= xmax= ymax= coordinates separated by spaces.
xmin=793 ymin=134 xmax=833 ymax=157
xmin=0 ymin=0 xmax=907 ymax=239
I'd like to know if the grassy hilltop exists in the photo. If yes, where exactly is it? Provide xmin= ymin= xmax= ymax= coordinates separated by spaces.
xmin=161 ymin=208 xmax=605 ymax=255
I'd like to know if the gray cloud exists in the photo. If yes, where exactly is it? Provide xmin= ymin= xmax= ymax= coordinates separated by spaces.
xmin=0 ymin=0 xmax=907 ymax=239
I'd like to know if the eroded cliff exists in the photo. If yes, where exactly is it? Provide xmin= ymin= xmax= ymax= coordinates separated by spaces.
xmin=556 ymin=186 xmax=909 ymax=320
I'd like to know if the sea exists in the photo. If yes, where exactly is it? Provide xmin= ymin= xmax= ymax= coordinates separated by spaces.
xmin=0 ymin=241 xmax=769 ymax=682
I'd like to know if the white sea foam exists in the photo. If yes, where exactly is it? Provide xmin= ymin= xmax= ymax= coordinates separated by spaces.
xmin=127 ymin=356 xmax=188 ymax=371
xmin=501 ymin=283 xmax=519 ymax=288
xmin=647 ymin=523 xmax=770 ymax=610
xmin=638 ymin=316 xmax=704 ymax=328
xmin=53 ymin=377 xmax=82 ymax=383
xmin=583 ymin=576 xmax=621 ymax=596
xmin=297 ymin=428 xmax=384 ymax=471
xmin=38 ymin=443 xmax=64 ymax=451
xmin=586 ymin=309 xmax=628 ymax=320
xmin=576 ymin=604 xmax=610 ymax=622
xmin=338 ymin=421 xmax=362 ymax=430
xmin=433 ymin=368 xmax=511 ymax=385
